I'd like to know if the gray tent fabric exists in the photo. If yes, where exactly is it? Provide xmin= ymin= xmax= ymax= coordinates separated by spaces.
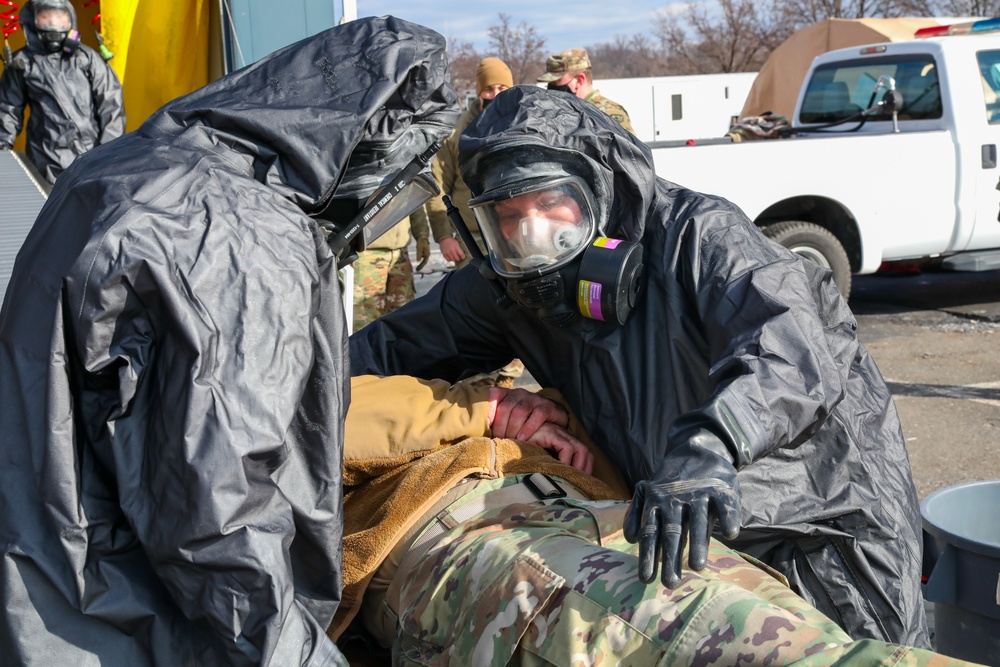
xmin=0 ymin=16 xmax=458 ymax=667
xmin=0 ymin=0 xmax=126 ymax=184
xmin=350 ymin=86 xmax=930 ymax=649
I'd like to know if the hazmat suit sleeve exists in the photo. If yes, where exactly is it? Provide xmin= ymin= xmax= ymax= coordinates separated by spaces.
xmin=76 ymin=215 xmax=341 ymax=666
xmin=87 ymin=53 xmax=125 ymax=144
xmin=350 ymin=266 xmax=516 ymax=381
xmin=672 ymin=198 xmax=858 ymax=465
xmin=0 ymin=62 xmax=26 ymax=146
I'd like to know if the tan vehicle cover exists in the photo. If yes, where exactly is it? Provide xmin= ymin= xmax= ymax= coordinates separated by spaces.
xmin=741 ymin=17 xmax=963 ymax=119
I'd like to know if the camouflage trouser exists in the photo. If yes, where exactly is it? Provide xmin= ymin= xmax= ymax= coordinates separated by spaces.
xmin=390 ymin=476 xmax=977 ymax=667
xmin=352 ymin=248 xmax=415 ymax=333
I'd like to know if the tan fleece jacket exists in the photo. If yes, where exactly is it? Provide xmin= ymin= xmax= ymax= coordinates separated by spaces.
xmin=329 ymin=375 xmax=631 ymax=640
xmin=425 ymin=105 xmax=480 ymax=244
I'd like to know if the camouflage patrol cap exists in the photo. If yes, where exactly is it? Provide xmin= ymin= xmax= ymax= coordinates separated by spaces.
xmin=536 ymin=48 xmax=592 ymax=82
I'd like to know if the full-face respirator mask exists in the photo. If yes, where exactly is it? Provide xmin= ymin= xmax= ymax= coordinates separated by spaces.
xmin=453 ymin=161 xmax=644 ymax=327
xmin=33 ymin=3 xmax=79 ymax=54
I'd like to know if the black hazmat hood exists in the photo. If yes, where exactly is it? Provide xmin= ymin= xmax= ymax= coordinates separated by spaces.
xmin=20 ymin=0 xmax=77 ymax=53
xmin=0 ymin=15 xmax=458 ymax=667
xmin=459 ymin=86 xmax=656 ymax=242
xmin=139 ymin=14 xmax=460 ymax=215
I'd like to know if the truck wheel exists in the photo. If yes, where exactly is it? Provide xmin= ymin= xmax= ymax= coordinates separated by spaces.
xmin=761 ymin=220 xmax=852 ymax=298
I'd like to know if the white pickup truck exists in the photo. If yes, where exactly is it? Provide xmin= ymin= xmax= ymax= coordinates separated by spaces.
xmin=649 ymin=21 xmax=1000 ymax=297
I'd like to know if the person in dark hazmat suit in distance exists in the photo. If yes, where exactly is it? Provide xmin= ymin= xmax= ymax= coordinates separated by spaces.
xmin=350 ymin=86 xmax=931 ymax=649
xmin=0 ymin=16 xmax=460 ymax=667
xmin=0 ymin=0 xmax=125 ymax=184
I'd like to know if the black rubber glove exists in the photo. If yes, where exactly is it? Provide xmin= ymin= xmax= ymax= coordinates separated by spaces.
xmin=624 ymin=427 xmax=742 ymax=588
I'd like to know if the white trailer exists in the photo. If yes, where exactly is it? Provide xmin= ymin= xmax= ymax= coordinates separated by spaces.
xmin=592 ymin=72 xmax=758 ymax=143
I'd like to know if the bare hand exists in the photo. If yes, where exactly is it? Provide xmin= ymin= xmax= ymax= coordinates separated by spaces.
xmin=489 ymin=387 xmax=569 ymax=442
xmin=525 ymin=422 xmax=593 ymax=474
xmin=440 ymin=237 xmax=466 ymax=263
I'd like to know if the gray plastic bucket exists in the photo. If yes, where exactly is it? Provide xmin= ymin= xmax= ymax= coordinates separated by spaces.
xmin=921 ymin=480 xmax=1000 ymax=665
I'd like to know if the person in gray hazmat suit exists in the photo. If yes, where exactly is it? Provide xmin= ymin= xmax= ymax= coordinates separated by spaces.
xmin=0 ymin=16 xmax=459 ymax=666
xmin=0 ymin=0 xmax=125 ymax=183
xmin=350 ymin=86 xmax=930 ymax=649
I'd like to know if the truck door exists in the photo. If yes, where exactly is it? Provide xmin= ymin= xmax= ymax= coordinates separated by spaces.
xmin=970 ymin=50 xmax=1000 ymax=248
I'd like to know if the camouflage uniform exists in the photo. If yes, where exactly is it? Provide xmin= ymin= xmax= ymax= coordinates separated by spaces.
xmin=352 ymin=207 xmax=429 ymax=332
xmin=387 ymin=476 xmax=978 ymax=667
xmin=584 ymin=89 xmax=635 ymax=134
xmin=537 ymin=48 xmax=635 ymax=134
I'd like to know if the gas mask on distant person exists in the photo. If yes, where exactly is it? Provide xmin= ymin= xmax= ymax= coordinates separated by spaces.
xmin=33 ymin=3 xmax=78 ymax=54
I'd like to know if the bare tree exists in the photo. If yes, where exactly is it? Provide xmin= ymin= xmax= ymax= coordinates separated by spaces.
xmin=931 ymin=0 xmax=1000 ymax=14
xmin=446 ymin=38 xmax=481 ymax=101
xmin=487 ymin=13 xmax=547 ymax=84
xmin=779 ymin=0 xmax=933 ymax=24
xmin=654 ymin=0 xmax=791 ymax=74
xmin=586 ymin=34 xmax=673 ymax=78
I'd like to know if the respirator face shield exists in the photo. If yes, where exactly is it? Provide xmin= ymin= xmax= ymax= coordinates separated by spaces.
xmin=470 ymin=176 xmax=598 ymax=278
xmin=356 ymin=168 xmax=438 ymax=248
xmin=35 ymin=7 xmax=73 ymax=52
xmin=315 ymin=151 xmax=440 ymax=269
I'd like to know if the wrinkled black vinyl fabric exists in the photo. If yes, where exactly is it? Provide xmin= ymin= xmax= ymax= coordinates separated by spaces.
xmin=0 ymin=16 xmax=457 ymax=667
xmin=0 ymin=1 xmax=125 ymax=183
xmin=351 ymin=86 xmax=930 ymax=648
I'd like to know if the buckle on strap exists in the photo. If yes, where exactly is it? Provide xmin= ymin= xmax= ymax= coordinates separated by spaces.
xmin=523 ymin=472 xmax=567 ymax=500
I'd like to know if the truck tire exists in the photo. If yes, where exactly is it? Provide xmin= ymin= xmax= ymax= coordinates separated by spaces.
xmin=761 ymin=220 xmax=852 ymax=299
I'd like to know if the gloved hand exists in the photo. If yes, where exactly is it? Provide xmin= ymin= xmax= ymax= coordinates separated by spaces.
xmin=624 ymin=427 xmax=742 ymax=588
xmin=415 ymin=237 xmax=431 ymax=271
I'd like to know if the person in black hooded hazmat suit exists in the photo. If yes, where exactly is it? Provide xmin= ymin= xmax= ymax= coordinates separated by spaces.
xmin=350 ymin=86 xmax=931 ymax=649
xmin=0 ymin=0 xmax=125 ymax=184
xmin=0 ymin=16 xmax=459 ymax=667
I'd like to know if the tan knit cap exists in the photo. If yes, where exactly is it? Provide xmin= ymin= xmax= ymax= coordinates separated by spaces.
xmin=475 ymin=57 xmax=513 ymax=96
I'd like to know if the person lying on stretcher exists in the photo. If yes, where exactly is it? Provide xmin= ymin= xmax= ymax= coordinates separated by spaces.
xmin=333 ymin=375 xmax=977 ymax=667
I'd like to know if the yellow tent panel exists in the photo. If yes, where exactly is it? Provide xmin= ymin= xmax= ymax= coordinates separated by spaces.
xmin=102 ymin=0 xmax=216 ymax=132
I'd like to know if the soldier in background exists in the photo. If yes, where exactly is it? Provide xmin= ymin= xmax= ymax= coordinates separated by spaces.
xmin=0 ymin=0 xmax=125 ymax=183
xmin=537 ymin=47 xmax=634 ymax=134
xmin=425 ymin=56 xmax=513 ymax=269
xmin=425 ymin=55 xmax=524 ymax=387
xmin=352 ymin=207 xmax=431 ymax=332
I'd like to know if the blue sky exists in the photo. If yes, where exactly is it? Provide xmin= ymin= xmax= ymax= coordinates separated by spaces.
xmin=353 ymin=1 xmax=681 ymax=53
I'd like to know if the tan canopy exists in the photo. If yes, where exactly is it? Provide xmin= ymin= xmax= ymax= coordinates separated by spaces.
xmin=741 ymin=17 xmax=962 ymax=119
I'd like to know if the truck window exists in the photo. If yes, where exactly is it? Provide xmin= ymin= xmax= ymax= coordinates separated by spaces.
xmin=799 ymin=55 xmax=942 ymax=124
xmin=977 ymin=50 xmax=1000 ymax=123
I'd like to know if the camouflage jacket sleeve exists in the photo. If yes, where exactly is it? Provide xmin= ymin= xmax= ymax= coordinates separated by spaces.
xmin=425 ymin=143 xmax=459 ymax=243
xmin=409 ymin=204 xmax=429 ymax=240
